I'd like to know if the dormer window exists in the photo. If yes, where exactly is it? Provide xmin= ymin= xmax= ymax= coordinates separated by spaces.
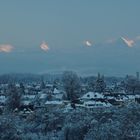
xmin=87 ymin=94 xmax=90 ymax=97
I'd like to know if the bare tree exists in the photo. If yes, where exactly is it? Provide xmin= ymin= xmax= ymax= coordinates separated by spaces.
xmin=125 ymin=76 xmax=140 ymax=94
xmin=62 ymin=71 xmax=81 ymax=101
xmin=6 ymin=83 xmax=21 ymax=112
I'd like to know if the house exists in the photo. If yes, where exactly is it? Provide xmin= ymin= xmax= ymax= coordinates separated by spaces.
xmin=104 ymin=93 xmax=127 ymax=105
xmin=80 ymin=92 xmax=112 ymax=109
xmin=74 ymin=100 xmax=112 ymax=110
xmin=45 ymin=100 xmax=63 ymax=105
xmin=45 ymin=100 xmax=64 ymax=110
xmin=21 ymin=94 xmax=36 ymax=106
xmin=17 ymin=107 xmax=34 ymax=118
xmin=135 ymin=95 xmax=140 ymax=103
xmin=84 ymin=100 xmax=112 ymax=109
xmin=63 ymin=103 xmax=74 ymax=113
xmin=53 ymin=88 xmax=60 ymax=94
xmin=44 ymin=87 xmax=64 ymax=108
xmin=35 ymin=92 xmax=48 ymax=106
xmin=0 ymin=95 xmax=6 ymax=106
xmin=52 ymin=88 xmax=63 ymax=100
xmin=22 ymin=95 xmax=36 ymax=100
xmin=126 ymin=94 xmax=137 ymax=102
xmin=39 ymin=93 xmax=47 ymax=100
xmin=46 ymin=84 xmax=53 ymax=92
xmin=0 ymin=95 xmax=7 ymax=114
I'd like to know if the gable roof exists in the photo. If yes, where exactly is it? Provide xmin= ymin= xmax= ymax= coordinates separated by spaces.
xmin=81 ymin=92 xmax=104 ymax=100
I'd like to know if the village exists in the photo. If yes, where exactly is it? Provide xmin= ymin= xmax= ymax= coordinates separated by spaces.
xmin=0 ymin=72 xmax=140 ymax=117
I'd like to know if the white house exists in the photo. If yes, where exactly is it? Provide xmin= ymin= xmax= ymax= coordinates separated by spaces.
xmin=84 ymin=100 xmax=112 ymax=108
xmin=80 ymin=92 xmax=112 ymax=109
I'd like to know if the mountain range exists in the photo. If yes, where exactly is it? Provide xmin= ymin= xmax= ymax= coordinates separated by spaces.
xmin=0 ymin=37 xmax=140 ymax=76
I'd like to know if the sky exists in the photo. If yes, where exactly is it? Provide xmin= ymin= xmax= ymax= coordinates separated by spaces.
xmin=0 ymin=0 xmax=140 ymax=76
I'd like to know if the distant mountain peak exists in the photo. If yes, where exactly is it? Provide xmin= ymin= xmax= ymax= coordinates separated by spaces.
xmin=120 ymin=37 xmax=134 ymax=48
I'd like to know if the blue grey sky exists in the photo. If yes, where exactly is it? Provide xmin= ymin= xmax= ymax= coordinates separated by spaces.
xmin=0 ymin=0 xmax=140 ymax=76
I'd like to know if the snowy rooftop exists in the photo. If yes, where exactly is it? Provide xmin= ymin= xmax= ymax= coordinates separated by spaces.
xmin=45 ymin=100 xmax=63 ymax=105
xmin=53 ymin=94 xmax=63 ymax=100
xmin=84 ymin=100 xmax=112 ymax=108
xmin=135 ymin=95 xmax=140 ymax=98
xmin=22 ymin=95 xmax=36 ymax=100
xmin=39 ymin=93 xmax=47 ymax=99
xmin=0 ymin=95 xmax=6 ymax=103
xmin=81 ymin=92 xmax=104 ymax=100
xmin=21 ymin=100 xmax=31 ymax=105
xmin=53 ymin=88 xmax=60 ymax=94
xmin=46 ymin=84 xmax=53 ymax=87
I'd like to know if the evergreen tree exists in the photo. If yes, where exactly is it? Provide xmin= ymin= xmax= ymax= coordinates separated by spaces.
xmin=94 ymin=73 xmax=106 ymax=93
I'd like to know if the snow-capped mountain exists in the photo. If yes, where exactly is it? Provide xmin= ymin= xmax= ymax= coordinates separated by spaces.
xmin=0 ymin=37 xmax=140 ymax=76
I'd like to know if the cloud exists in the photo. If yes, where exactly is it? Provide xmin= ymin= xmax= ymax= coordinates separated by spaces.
xmin=40 ymin=41 xmax=49 ymax=52
xmin=0 ymin=44 xmax=13 ymax=53
xmin=84 ymin=40 xmax=92 ymax=47
xmin=121 ymin=37 xmax=134 ymax=47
